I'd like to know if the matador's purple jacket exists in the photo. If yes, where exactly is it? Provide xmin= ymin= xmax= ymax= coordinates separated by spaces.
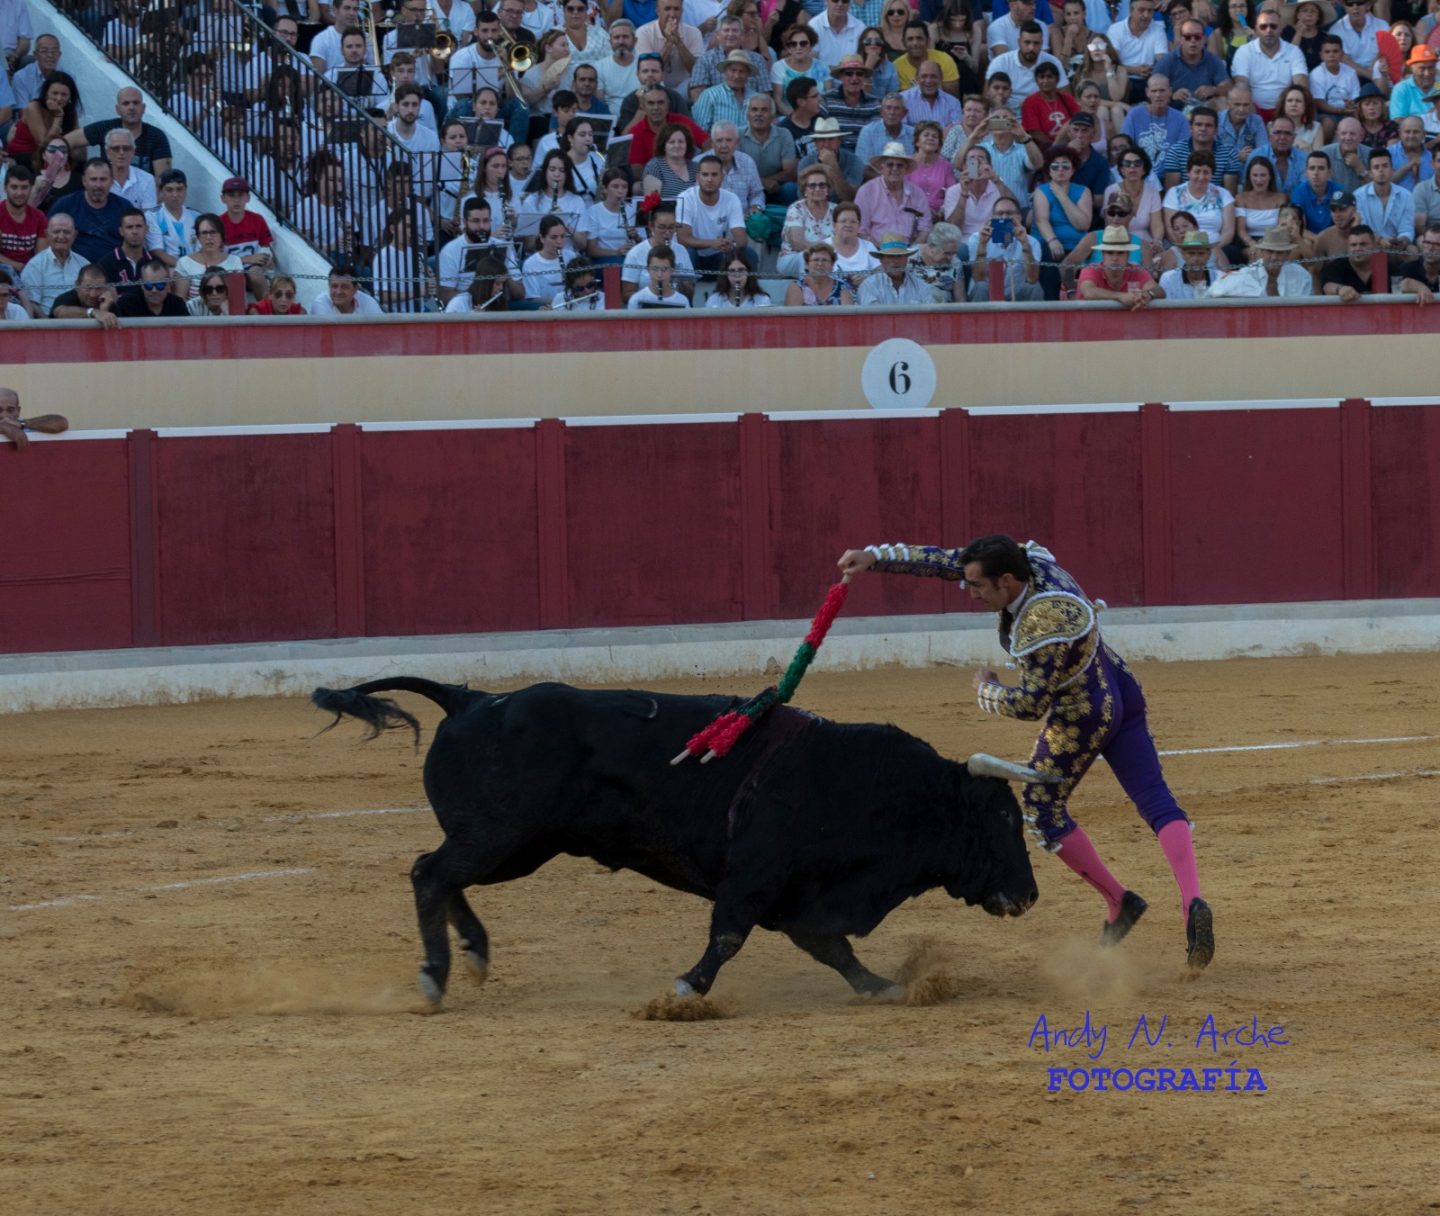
xmin=867 ymin=540 xmax=1188 ymax=851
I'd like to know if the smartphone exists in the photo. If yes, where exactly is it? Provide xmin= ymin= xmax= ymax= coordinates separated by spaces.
xmin=991 ymin=216 xmax=1013 ymax=246
xmin=965 ymin=153 xmax=982 ymax=177
xmin=987 ymin=112 xmax=1011 ymax=131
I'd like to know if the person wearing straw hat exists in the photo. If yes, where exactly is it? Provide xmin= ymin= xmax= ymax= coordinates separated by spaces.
xmin=854 ymin=139 xmax=932 ymax=241
xmin=1157 ymin=228 xmax=1223 ymax=297
xmin=796 ymin=116 xmax=865 ymax=202
xmin=855 ymin=231 xmax=939 ymax=302
xmin=824 ymin=54 xmax=881 ymax=149
xmin=835 ymin=534 xmax=1214 ymax=971
xmin=692 ymin=49 xmax=761 ymax=130
xmin=1208 ymin=224 xmax=1317 ymax=295
xmin=1076 ymin=224 xmax=1164 ymax=305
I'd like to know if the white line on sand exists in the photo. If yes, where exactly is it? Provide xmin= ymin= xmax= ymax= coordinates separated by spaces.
xmin=7 ymin=868 xmax=314 ymax=912
xmin=1160 ymin=735 xmax=1438 ymax=757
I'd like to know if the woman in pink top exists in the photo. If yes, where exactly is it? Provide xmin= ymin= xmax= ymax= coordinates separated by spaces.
xmin=942 ymin=145 xmax=1011 ymax=239
xmin=905 ymin=122 xmax=955 ymax=219
xmin=1102 ymin=145 xmax=1164 ymax=246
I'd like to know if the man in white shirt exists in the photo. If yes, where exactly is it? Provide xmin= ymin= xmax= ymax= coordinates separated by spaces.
xmin=310 ymin=0 xmax=373 ymax=73
xmin=621 ymin=202 xmax=696 ymax=300
xmin=327 ymin=30 xmax=392 ymax=108
xmin=384 ymin=0 xmax=442 ymax=89
xmin=388 ymin=85 xmax=442 ymax=153
xmin=597 ymin=20 xmax=641 ymax=102
xmin=20 ymin=213 xmax=87 ymax=317
xmin=987 ymin=23 xmax=1068 ymax=110
xmin=812 ymin=0 xmax=866 ymax=71
xmin=1329 ymin=0 xmax=1386 ymax=78
xmin=636 ymin=0 xmax=704 ymax=92
xmin=676 ymin=155 xmax=754 ymax=281
xmin=1230 ymin=9 xmax=1308 ymax=120
xmin=311 ymin=267 xmax=385 ymax=314
xmin=1106 ymin=0 xmax=1168 ymax=104
xmin=448 ymin=10 xmax=511 ymax=106
xmin=106 ymin=129 xmax=158 ymax=211
xmin=438 ymin=198 xmax=523 ymax=304
xmin=988 ymin=0 xmax=1047 ymax=55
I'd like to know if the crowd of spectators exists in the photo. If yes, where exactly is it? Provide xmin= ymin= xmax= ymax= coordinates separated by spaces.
xmin=3 ymin=0 xmax=1440 ymax=318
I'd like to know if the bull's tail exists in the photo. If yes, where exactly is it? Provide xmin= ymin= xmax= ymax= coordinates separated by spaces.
xmin=311 ymin=677 xmax=482 ymax=744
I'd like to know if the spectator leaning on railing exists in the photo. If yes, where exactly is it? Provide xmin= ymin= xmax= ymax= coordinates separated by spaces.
xmin=0 ymin=387 xmax=68 ymax=451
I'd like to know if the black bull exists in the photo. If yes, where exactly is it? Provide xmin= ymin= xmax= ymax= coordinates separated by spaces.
xmin=312 ymin=677 xmax=1039 ymax=1005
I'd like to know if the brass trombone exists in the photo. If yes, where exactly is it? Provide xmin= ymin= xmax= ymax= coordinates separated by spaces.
xmin=426 ymin=6 xmax=456 ymax=61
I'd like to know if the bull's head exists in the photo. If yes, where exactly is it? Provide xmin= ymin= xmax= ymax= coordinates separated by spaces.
xmin=945 ymin=766 xmax=1039 ymax=918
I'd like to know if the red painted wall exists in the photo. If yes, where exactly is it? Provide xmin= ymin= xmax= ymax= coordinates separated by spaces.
xmin=4 ymin=401 xmax=1438 ymax=657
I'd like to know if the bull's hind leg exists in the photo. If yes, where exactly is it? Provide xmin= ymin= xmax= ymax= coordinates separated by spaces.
xmin=447 ymin=891 xmax=489 ymax=984
xmin=784 ymin=930 xmax=898 ymax=998
xmin=411 ymin=847 xmax=456 ymax=1005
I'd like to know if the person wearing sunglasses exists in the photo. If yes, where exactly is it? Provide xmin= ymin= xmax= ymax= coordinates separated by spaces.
xmin=1152 ymin=18 xmax=1232 ymax=107
xmin=248 ymin=274 xmax=307 ymax=316
xmin=113 ymin=258 xmax=189 ymax=318
xmin=1229 ymin=6 xmax=1308 ymax=121
xmin=1331 ymin=0 xmax=1387 ymax=80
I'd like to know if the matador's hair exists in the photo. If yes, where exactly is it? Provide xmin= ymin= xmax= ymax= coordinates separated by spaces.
xmin=958 ymin=534 xmax=1032 ymax=582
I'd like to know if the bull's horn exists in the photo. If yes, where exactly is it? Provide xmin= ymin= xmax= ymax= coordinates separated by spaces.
xmin=967 ymin=753 xmax=1065 ymax=784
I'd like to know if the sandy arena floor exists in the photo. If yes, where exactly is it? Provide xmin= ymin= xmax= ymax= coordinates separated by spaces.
xmin=3 ymin=653 xmax=1439 ymax=1215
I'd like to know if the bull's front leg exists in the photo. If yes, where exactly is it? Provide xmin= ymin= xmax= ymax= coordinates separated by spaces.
xmin=784 ymin=929 xmax=899 ymax=998
xmin=675 ymin=891 xmax=763 ymax=997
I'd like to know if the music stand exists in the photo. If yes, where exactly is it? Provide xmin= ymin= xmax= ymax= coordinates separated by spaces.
xmin=460 ymin=118 xmax=504 ymax=149
xmin=328 ymin=119 xmax=370 ymax=143
xmin=396 ymin=22 xmax=438 ymax=50
xmin=335 ymin=67 xmax=377 ymax=100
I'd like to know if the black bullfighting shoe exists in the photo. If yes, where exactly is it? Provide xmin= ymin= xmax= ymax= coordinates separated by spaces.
xmin=1100 ymin=890 xmax=1147 ymax=946
xmin=1186 ymin=898 xmax=1215 ymax=970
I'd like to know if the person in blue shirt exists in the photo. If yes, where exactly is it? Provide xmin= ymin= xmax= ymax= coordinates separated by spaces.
xmin=1290 ymin=150 xmax=1340 ymax=233
xmin=46 ymin=158 xmax=130 ymax=264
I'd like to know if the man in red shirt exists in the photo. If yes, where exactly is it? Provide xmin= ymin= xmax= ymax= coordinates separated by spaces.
xmin=1020 ymin=62 xmax=1077 ymax=151
xmin=218 ymin=176 xmax=276 ymax=301
xmin=1077 ymin=225 xmax=1165 ymax=306
xmin=625 ymin=85 xmax=709 ymax=181
xmin=0 ymin=165 xmax=49 ymax=278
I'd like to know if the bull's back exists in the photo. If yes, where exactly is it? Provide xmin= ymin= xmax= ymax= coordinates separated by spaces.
xmin=421 ymin=684 xmax=754 ymax=896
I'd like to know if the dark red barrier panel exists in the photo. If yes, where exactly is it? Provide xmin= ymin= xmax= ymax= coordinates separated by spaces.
xmin=966 ymin=410 xmax=1146 ymax=607
xmin=152 ymin=434 xmax=339 ymax=645
xmin=357 ymin=427 xmax=544 ymax=636
xmin=1166 ymin=407 xmax=1345 ymax=605
xmin=766 ymin=417 xmax=949 ymax=620
xmin=563 ymin=423 xmax=746 ymax=628
xmin=1371 ymin=404 xmax=1440 ymax=598
xmin=10 ymin=401 xmax=1440 ymax=659
xmin=0 ymin=440 xmax=133 ymax=654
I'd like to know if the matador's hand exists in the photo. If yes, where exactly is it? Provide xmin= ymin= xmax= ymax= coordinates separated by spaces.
xmin=836 ymin=548 xmax=877 ymax=576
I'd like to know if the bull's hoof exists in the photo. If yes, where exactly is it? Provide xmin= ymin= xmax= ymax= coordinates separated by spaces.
xmin=460 ymin=949 xmax=489 ymax=985
xmin=1101 ymin=890 xmax=1148 ymax=947
xmin=863 ymin=984 xmax=904 ymax=1001
xmin=1185 ymin=898 xmax=1214 ymax=970
xmin=674 ymin=978 xmax=696 ymax=998
xmin=417 ymin=968 xmax=445 ymax=1006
